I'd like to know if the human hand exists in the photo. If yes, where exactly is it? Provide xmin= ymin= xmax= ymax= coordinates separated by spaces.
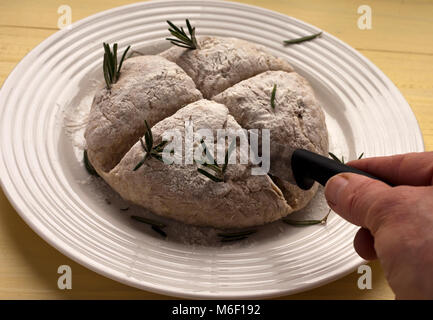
xmin=324 ymin=152 xmax=433 ymax=299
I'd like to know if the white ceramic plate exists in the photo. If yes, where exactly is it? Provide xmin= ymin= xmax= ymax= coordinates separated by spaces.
xmin=0 ymin=0 xmax=423 ymax=299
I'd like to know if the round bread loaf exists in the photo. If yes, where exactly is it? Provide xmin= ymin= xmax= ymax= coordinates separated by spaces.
xmin=85 ymin=37 xmax=328 ymax=228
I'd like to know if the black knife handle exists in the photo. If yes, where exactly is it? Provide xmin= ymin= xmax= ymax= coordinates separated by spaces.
xmin=291 ymin=149 xmax=392 ymax=190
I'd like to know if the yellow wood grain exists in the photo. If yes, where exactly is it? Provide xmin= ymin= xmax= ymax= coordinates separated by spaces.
xmin=0 ymin=0 xmax=431 ymax=300
xmin=1 ymin=0 xmax=432 ymax=54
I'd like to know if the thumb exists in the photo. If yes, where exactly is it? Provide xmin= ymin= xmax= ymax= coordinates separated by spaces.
xmin=324 ymin=173 xmax=392 ymax=233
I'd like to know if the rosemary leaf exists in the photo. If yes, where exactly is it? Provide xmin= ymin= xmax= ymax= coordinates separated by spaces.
xmin=113 ymin=43 xmax=118 ymax=82
xmin=131 ymin=215 xmax=166 ymax=228
xmin=328 ymin=152 xmax=343 ymax=163
xmin=117 ymin=45 xmax=131 ymax=74
xmin=168 ymin=42 xmax=196 ymax=49
xmin=202 ymin=162 xmax=222 ymax=173
xmin=221 ymin=235 xmax=248 ymax=243
xmin=167 ymin=32 xmax=182 ymax=43
xmin=151 ymin=225 xmax=167 ymax=238
xmin=218 ymin=229 xmax=257 ymax=238
xmin=103 ymin=43 xmax=114 ymax=81
xmin=358 ymin=152 xmax=364 ymax=160
xmin=139 ymin=137 xmax=147 ymax=152
xmin=169 ymin=27 xmax=191 ymax=43
xmin=153 ymin=140 xmax=169 ymax=153
xmin=103 ymin=54 xmax=112 ymax=89
xmin=283 ymin=32 xmax=322 ymax=45
xmin=186 ymin=19 xmax=194 ymax=37
xmin=283 ymin=219 xmax=323 ymax=226
xmin=197 ymin=168 xmax=223 ymax=182
xmin=283 ymin=208 xmax=331 ymax=226
xmin=271 ymin=84 xmax=277 ymax=109
xmin=141 ymin=132 xmax=152 ymax=154
xmin=83 ymin=150 xmax=99 ymax=177
xmin=143 ymin=133 xmax=151 ymax=153
xmin=167 ymin=36 xmax=191 ymax=44
xmin=144 ymin=120 xmax=153 ymax=152
xmin=167 ymin=20 xmax=183 ymax=35
xmin=150 ymin=152 xmax=164 ymax=163
xmin=133 ymin=158 xmax=145 ymax=171
xmin=186 ymin=19 xmax=198 ymax=49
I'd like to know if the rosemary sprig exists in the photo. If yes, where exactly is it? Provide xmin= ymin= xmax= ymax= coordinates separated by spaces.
xmin=133 ymin=120 xmax=169 ymax=171
xmin=166 ymin=19 xmax=199 ymax=50
xmin=196 ymin=139 xmax=236 ymax=182
xmin=103 ymin=42 xmax=131 ymax=89
xmin=151 ymin=225 xmax=167 ymax=238
xmin=131 ymin=215 xmax=166 ymax=228
xmin=283 ymin=208 xmax=331 ymax=226
xmin=329 ymin=152 xmax=364 ymax=164
xmin=83 ymin=150 xmax=99 ymax=177
xmin=283 ymin=32 xmax=322 ymax=45
xmin=270 ymin=84 xmax=277 ymax=109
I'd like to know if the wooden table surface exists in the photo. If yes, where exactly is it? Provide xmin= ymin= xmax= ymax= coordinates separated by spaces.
xmin=0 ymin=0 xmax=432 ymax=300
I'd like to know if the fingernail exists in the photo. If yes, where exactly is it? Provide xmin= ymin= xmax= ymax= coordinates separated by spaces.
xmin=325 ymin=175 xmax=349 ymax=207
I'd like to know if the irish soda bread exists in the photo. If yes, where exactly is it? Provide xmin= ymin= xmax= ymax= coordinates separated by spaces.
xmin=84 ymin=36 xmax=328 ymax=229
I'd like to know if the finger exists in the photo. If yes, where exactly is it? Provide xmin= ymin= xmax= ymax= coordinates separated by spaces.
xmin=346 ymin=152 xmax=433 ymax=187
xmin=353 ymin=227 xmax=377 ymax=260
xmin=324 ymin=173 xmax=391 ymax=231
